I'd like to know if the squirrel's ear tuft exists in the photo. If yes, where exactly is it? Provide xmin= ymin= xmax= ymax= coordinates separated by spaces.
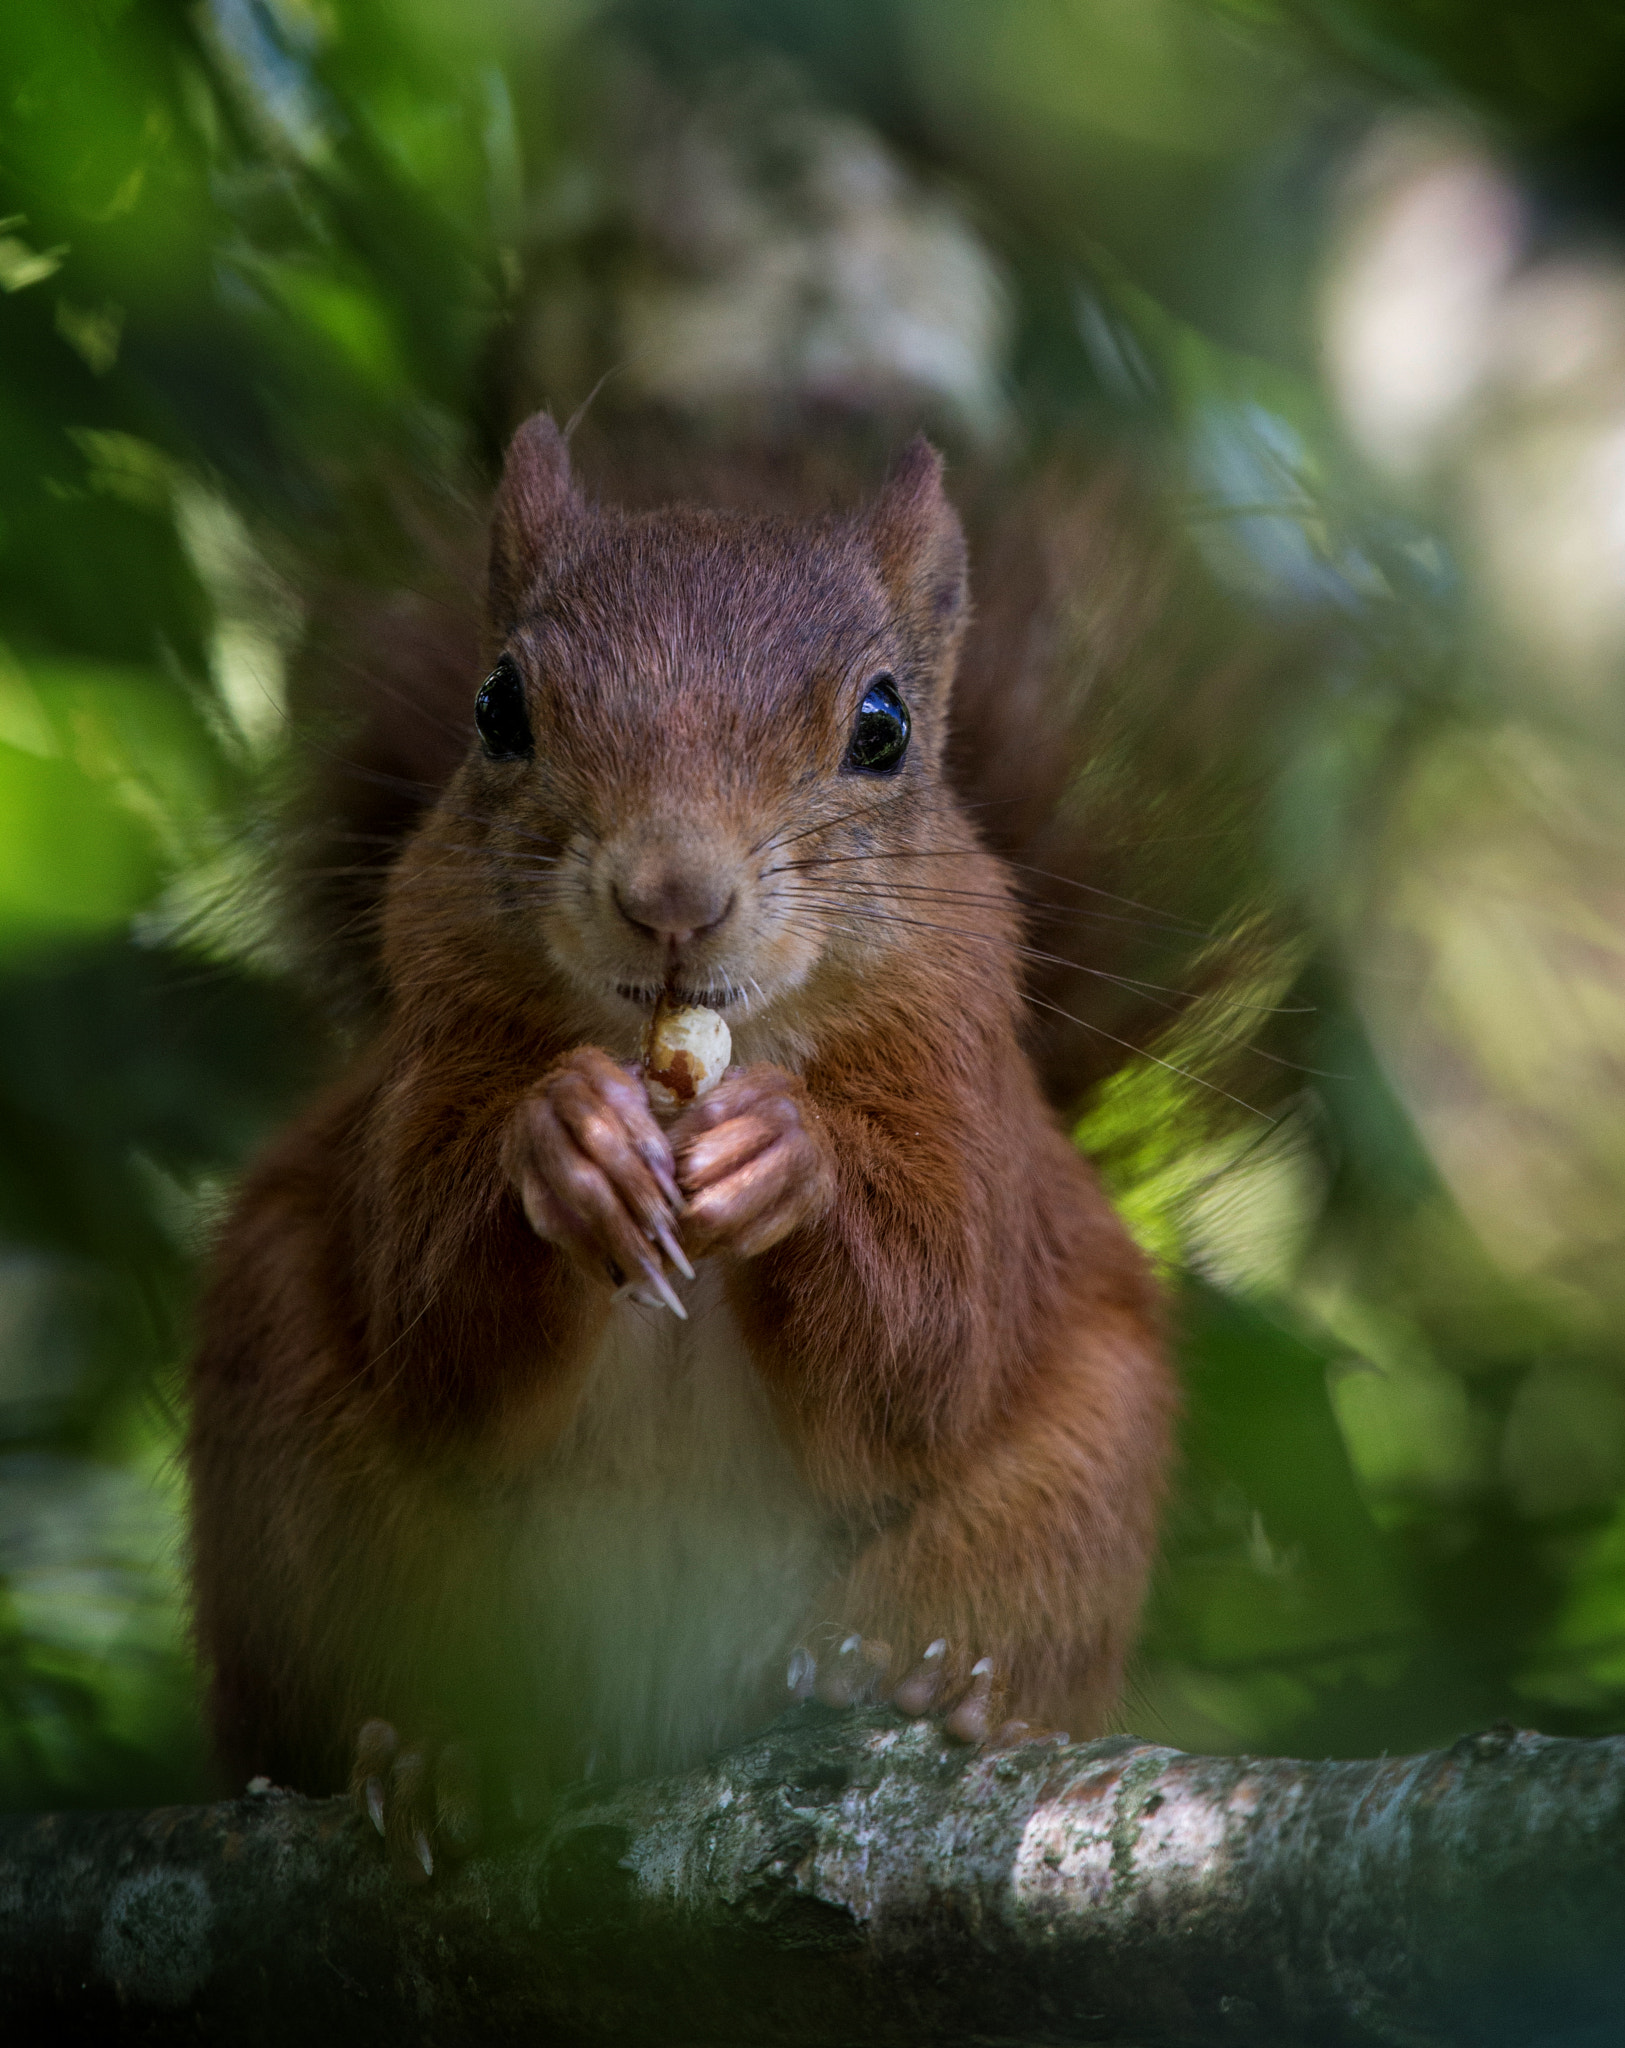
xmin=488 ymin=412 xmax=581 ymax=629
xmin=866 ymin=435 xmax=968 ymax=641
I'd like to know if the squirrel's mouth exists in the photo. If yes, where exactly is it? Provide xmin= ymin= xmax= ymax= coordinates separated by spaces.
xmin=614 ymin=980 xmax=742 ymax=1011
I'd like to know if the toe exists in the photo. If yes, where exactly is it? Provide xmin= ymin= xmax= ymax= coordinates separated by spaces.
xmin=386 ymin=1744 xmax=435 ymax=1885
xmin=944 ymin=1658 xmax=1000 ymax=1745
xmin=350 ymin=1718 xmax=398 ymax=1839
xmin=814 ymin=1634 xmax=891 ymax=1707
xmin=893 ymin=1639 xmax=950 ymax=1717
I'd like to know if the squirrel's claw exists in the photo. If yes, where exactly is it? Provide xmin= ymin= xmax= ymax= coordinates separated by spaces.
xmin=648 ymin=1212 xmax=695 ymax=1281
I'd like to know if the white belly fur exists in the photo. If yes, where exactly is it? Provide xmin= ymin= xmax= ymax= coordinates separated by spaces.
xmin=507 ymin=1265 xmax=839 ymax=1785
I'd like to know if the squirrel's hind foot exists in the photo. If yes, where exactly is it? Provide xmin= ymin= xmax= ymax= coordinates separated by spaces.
xmin=795 ymin=1636 xmax=1054 ymax=1748
xmin=350 ymin=1719 xmax=482 ymax=1885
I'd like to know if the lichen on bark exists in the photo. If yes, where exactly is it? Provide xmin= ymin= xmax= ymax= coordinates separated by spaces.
xmin=3 ymin=1704 xmax=1624 ymax=2045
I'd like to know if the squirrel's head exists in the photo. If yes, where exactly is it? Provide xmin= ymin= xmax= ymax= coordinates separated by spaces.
xmin=391 ymin=411 xmax=986 ymax=1048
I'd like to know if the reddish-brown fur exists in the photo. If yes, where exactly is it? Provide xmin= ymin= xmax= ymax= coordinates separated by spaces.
xmin=187 ymin=415 xmax=1173 ymax=1854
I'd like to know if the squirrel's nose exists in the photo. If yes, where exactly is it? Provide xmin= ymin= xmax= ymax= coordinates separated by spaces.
xmin=613 ymin=860 xmax=736 ymax=947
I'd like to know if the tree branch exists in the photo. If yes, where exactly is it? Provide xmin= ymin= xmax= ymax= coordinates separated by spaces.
xmin=2 ymin=1705 xmax=1622 ymax=2045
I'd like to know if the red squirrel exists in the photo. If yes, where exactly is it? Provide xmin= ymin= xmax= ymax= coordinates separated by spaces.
xmin=186 ymin=412 xmax=1174 ymax=1879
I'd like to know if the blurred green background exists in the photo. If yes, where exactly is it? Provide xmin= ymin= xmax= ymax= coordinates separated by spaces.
xmin=8 ymin=0 xmax=1625 ymax=1808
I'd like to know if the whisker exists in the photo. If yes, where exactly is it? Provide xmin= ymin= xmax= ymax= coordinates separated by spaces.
xmin=1008 ymin=858 xmax=1224 ymax=934
xmin=779 ymin=873 xmax=1242 ymax=944
xmin=765 ymin=848 xmax=1216 ymax=940
xmin=771 ymin=881 xmax=1279 ymax=1116
xmin=783 ymin=895 xmax=1307 ymax=1019
xmin=1020 ymin=992 xmax=1277 ymax=1124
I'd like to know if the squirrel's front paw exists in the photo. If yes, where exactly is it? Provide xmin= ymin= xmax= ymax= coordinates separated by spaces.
xmin=670 ymin=1065 xmax=836 ymax=1259
xmin=350 ymin=1719 xmax=481 ymax=1885
xmin=504 ymin=1046 xmax=691 ymax=1311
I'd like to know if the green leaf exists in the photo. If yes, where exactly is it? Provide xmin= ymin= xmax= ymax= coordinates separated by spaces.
xmin=0 ymin=744 xmax=159 ymax=950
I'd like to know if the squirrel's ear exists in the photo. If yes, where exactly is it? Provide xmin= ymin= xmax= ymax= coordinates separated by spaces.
xmin=488 ymin=412 xmax=581 ymax=629
xmin=865 ymin=436 xmax=968 ymax=646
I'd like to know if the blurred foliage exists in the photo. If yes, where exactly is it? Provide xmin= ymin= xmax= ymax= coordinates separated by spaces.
xmin=7 ymin=0 xmax=1625 ymax=1814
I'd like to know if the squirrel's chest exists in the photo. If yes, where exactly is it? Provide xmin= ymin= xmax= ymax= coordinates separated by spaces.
xmin=504 ymin=1268 xmax=838 ymax=1778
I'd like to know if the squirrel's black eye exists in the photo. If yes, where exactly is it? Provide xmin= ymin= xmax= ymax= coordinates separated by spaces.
xmin=846 ymin=675 xmax=910 ymax=774
xmin=475 ymin=655 xmax=533 ymax=761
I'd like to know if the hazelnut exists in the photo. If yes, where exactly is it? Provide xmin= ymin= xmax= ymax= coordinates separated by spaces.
xmin=641 ymin=995 xmax=731 ymax=1113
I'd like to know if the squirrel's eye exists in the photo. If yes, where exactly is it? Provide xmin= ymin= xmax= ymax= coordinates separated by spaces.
xmin=475 ymin=655 xmax=533 ymax=761
xmin=846 ymin=675 xmax=910 ymax=774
